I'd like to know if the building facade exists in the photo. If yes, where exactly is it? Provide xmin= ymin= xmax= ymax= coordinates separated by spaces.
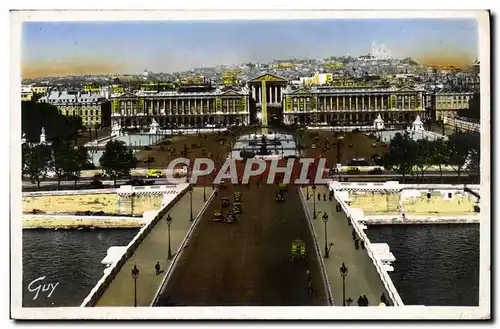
xmin=247 ymin=73 xmax=288 ymax=126
xmin=432 ymin=92 xmax=474 ymax=120
xmin=38 ymin=91 xmax=110 ymax=127
xmin=21 ymin=85 xmax=33 ymax=101
xmin=110 ymin=85 xmax=251 ymax=128
xmin=282 ymin=85 xmax=426 ymax=126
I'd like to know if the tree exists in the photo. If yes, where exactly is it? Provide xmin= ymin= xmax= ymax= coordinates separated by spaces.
xmin=52 ymin=140 xmax=73 ymax=190
xmin=99 ymin=140 xmax=138 ymax=187
xmin=445 ymin=132 xmax=477 ymax=182
xmin=22 ymin=101 xmax=84 ymax=143
xmin=22 ymin=143 xmax=52 ymax=190
xmin=66 ymin=146 xmax=91 ymax=187
xmin=414 ymin=139 xmax=433 ymax=181
xmin=428 ymin=138 xmax=448 ymax=182
xmin=53 ymin=139 xmax=91 ymax=188
xmin=384 ymin=132 xmax=417 ymax=182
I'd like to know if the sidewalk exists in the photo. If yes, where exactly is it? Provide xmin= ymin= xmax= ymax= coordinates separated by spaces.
xmin=95 ymin=187 xmax=209 ymax=306
xmin=301 ymin=186 xmax=391 ymax=307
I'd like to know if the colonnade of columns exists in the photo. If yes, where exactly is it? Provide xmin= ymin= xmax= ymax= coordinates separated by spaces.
xmin=289 ymin=94 xmax=422 ymax=112
xmin=119 ymin=97 xmax=250 ymax=116
xmin=250 ymin=84 xmax=285 ymax=104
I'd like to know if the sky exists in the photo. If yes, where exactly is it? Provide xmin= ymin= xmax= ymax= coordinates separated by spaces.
xmin=21 ymin=19 xmax=479 ymax=78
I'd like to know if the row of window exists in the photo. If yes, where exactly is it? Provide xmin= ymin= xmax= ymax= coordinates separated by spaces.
xmin=46 ymin=99 xmax=101 ymax=104
xmin=290 ymin=106 xmax=420 ymax=112
xmin=120 ymin=109 xmax=245 ymax=116
xmin=60 ymin=110 xmax=101 ymax=116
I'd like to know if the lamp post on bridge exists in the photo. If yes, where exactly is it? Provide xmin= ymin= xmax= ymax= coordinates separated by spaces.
xmin=322 ymin=212 xmax=330 ymax=258
xmin=166 ymin=214 xmax=173 ymax=259
xmin=312 ymin=185 xmax=317 ymax=219
xmin=203 ymin=180 xmax=207 ymax=202
xmin=340 ymin=262 xmax=348 ymax=306
xmin=188 ymin=184 xmax=194 ymax=221
xmin=131 ymin=265 xmax=140 ymax=307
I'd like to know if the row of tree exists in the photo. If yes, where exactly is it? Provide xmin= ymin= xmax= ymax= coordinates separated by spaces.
xmin=383 ymin=131 xmax=480 ymax=182
xmin=22 ymin=101 xmax=85 ymax=143
xmin=22 ymin=140 xmax=137 ymax=189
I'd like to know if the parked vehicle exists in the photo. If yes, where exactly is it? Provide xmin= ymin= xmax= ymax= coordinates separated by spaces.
xmin=368 ymin=168 xmax=383 ymax=175
xmin=346 ymin=167 xmax=360 ymax=175
xmin=147 ymin=169 xmax=164 ymax=178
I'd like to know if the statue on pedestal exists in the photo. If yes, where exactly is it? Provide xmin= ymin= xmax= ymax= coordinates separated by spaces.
xmin=373 ymin=114 xmax=385 ymax=131
xmin=40 ymin=127 xmax=46 ymax=144
xmin=410 ymin=115 xmax=425 ymax=132
xmin=111 ymin=121 xmax=122 ymax=137
xmin=149 ymin=118 xmax=160 ymax=134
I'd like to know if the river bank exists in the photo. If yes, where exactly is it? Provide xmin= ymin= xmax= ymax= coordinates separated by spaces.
xmin=23 ymin=215 xmax=144 ymax=229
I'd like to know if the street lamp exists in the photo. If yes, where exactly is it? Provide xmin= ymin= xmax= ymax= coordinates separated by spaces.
xmin=312 ymin=185 xmax=317 ymax=219
xmin=322 ymin=212 xmax=329 ymax=258
xmin=131 ymin=265 xmax=140 ymax=307
xmin=203 ymin=180 xmax=207 ymax=202
xmin=166 ymin=214 xmax=173 ymax=259
xmin=340 ymin=262 xmax=348 ymax=306
xmin=188 ymin=184 xmax=194 ymax=221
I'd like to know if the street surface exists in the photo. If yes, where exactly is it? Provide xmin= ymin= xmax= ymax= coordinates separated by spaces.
xmin=94 ymin=187 xmax=207 ymax=306
xmin=21 ymin=172 xmax=476 ymax=191
xmin=156 ymin=184 xmax=327 ymax=306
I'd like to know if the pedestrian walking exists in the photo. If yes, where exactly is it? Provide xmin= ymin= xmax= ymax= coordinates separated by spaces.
xmin=361 ymin=240 xmax=365 ymax=250
xmin=317 ymin=193 xmax=321 ymax=201
xmin=323 ymin=193 xmax=326 ymax=201
xmin=357 ymin=296 xmax=363 ymax=306
xmin=380 ymin=292 xmax=387 ymax=305
xmin=363 ymin=295 xmax=369 ymax=306
xmin=354 ymin=239 xmax=359 ymax=250
xmin=306 ymin=269 xmax=311 ymax=281
xmin=155 ymin=261 xmax=161 ymax=276
xmin=352 ymin=229 xmax=356 ymax=240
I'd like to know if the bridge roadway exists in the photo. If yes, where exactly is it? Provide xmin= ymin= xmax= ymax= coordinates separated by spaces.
xmin=155 ymin=184 xmax=328 ymax=306
xmin=94 ymin=187 xmax=207 ymax=306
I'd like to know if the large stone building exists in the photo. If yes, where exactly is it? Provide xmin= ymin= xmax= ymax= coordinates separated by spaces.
xmin=282 ymin=84 xmax=426 ymax=125
xmin=38 ymin=91 xmax=110 ymax=127
xmin=110 ymin=84 xmax=250 ymax=128
xmin=107 ymin=72 xmax=477 ymax=128
xmin=247 ymin=73 xmax=287 ymax=126
xmin=432 ymin=91 xmax=474 ymax=120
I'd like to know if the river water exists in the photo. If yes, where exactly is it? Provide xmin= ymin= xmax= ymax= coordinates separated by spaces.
xmin=366 ymin=224 xmax=480 ymax=306
xmin=22 ymin=225 xmax=479 ymax=307
xmin=22 ymin=229 xmax=139 ymax=307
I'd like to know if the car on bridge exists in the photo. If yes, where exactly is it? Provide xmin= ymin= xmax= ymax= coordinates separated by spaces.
xmin=291 ymin=240 xmax=306 ymax=261
xmin=221 ymin=197 xmax=230 ymax=208
xmin=232 ymin=202 xmax=242 ymax=214
xmin=212 ymin=210 xmax=223 ymax=222
xmin=225 ymin=211 xmax=236 ymax=224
